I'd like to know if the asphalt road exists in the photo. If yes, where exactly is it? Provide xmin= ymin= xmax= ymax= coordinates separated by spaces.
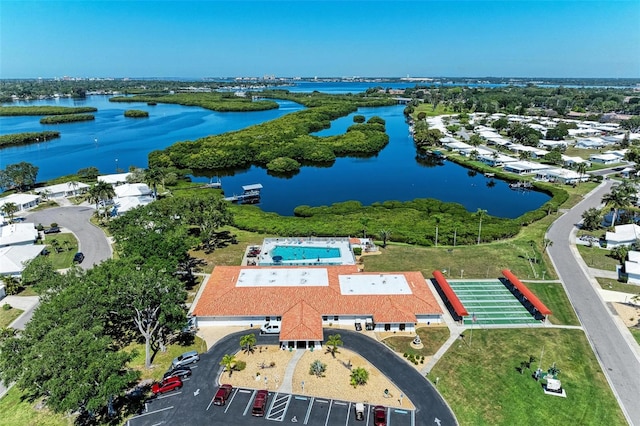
xmin=547 ymin=180 xmax=640 ymax=426
xmin=27 ymin=206 xmax=112 ymax=269
xmin=128 ymin=330 xmax=456 ymax=426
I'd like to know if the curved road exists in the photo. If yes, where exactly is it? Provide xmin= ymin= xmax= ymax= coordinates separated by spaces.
xmin=547 ymin=180 xmax=640 ymax=426
xmin=27 ymin=206 xmax=112 ymax=269
xmin=140 ymin=329 xmax=456 ymax=426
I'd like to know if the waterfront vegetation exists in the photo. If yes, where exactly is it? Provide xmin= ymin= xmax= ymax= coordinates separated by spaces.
xmin=429 ymin=328 xmax=626 ymax=426
xmin=109 ymin=92 xmax=280 ymax=112
xmin=39 ymin=113 xmax=95 ymax=124
xmin=124 ymin=109 xmax=149 ymax=118
xmin=148 ymin=92 xmax=394 ymax=171
xmin=0 ymin=131 xmax=59 ymax=148
xmin=0 ymin=106 xmax=97 ymax=116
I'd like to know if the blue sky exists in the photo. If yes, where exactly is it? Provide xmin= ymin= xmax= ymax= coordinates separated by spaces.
xmin=1 ymin=1 xmax=639 ymax=78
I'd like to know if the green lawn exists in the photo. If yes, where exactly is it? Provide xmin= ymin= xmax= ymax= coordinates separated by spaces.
xmin=429 ymin=328 xmax=626 ymax=426
xmin=40 ymin=232 xmax=78 ymax=269
xmin=630 ymin=327 xmax=640 ymax=345
xmin=0 ymin=306 xmax=23 ymax=328
xmin=411 ymin=103 xmax=455 ymax=117
xmin=0 ymin=387 xmax=73 ymax=426
xmin=576 ymin=244 xmax=619 ymax=271
xmin=125 ymin=336 xmax=208 ymax=382
xmin=383 ymin=327 xmax=450 ymax=358
xmin=525 ymin=282 xmax=580 ymax=326
xmin=595 ymin=277 xmax=640 ymax=295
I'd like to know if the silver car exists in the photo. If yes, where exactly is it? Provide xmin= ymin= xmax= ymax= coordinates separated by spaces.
xmin=172 ymin=350 xmax=199 ymax=368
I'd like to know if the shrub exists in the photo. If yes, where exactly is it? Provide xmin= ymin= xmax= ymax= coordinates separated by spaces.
xmin=2 ymin=304 xmax=11 ymax=311
xmin=350 ymin=367 xmax=369 ymax=387
xmin=309 ymin=360 xmax=327 ymax=377
xmin=353 ymin=247 xmax=362 ymax=256
xmin=233 ymin=360 xmax=246 ymax=372
xmin=50 ymin=223 xmax=58 ymax=228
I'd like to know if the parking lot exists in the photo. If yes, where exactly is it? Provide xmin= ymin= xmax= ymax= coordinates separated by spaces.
xmin=128 ymin=384 xmax=414 ymax=426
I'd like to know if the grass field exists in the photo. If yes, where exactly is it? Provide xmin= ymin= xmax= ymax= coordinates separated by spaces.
xmin=525 ymin=282 xmax=580 ymax=326
xmin=40 ymin=232 xmax=78 ymax=269
xmin=631 ymin=327 xmax=640 ymax=345
xmin=595 ymin=277 xmax=640 ymax=295
xmin=383 ymin=327 xmax=450 ymax=358
xmin=0 ymin=306 xmax=23 ymax=328
xmin=0 ymin=388 xmax=73 ymax=426
xmin=429 ymin=328 xmax=626 ymax=426
xmin=125 ymin=336 xmax=208 ymax=382
xmin=576 ymin=244 xmax=619 ymax=271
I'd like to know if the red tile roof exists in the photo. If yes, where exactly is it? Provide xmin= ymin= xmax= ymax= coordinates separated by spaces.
xmin=193 ymin=265 xmax=442 ymax=340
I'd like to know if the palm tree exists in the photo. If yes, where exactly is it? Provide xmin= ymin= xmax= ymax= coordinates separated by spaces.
xmin=325 ymin=334 xmax=343 ymax=358
xmin=1 ymin=202 xmax=19 ymax=223
xmin=220 ymin=354 xmax=236 ymax=377
xmin=349 ymin=367 xmax=369 ymax=388
xmin=576 ymin=162 xmax=588 ymax=185
xmin=68 ymin=180 xmax=80 ymax=197
xmin=543 ymin=238 xmax=553 ymax=251
xmin=379 ymin=229 xmax=391 ymax=248
xmin=602 ymin=182 xmax=635 ymax=227
xmin=144 ymin=167 xmax=164 ymax=198
xmin=240 ymin=333 xmax=257 ymax=354
xmin=475 ymin=208 xmax=487 ymax=245
xmin=88 ymin=181 xmax=116 ymax=219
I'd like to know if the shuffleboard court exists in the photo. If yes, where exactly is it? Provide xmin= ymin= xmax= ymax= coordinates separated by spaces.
xmin=447 ymin=279 xmax=541 ymax=326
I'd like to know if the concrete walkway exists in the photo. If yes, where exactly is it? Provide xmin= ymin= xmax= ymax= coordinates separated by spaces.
xmin=276 ymin=349 xmax=305 ymax=393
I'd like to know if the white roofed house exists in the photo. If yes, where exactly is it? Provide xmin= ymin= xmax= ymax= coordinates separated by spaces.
xmin=576 ymin=138 xmax=606 ymax=149
xmin=478 ymin=152 xmax=518 ymax=167
xmin=112 ymin=183 xmax=154 ymax=216
xmin=562 ymin=155 xmax=591 ymax=168
xmin=589 ymin=153 xmax=622 ymax=165
xmin=98 ymin=172 xmax=132 ymax=186
xmin=0 ymin=245 xmax=45 ymax=277
xmin=624 ymin=251 xmax=640 ymax=285
xmin=605 ymin=224 xmax=640 ymax=249
xmin=503 ymin=161 xmax=551 ymax=175
xmin=0 ymin=193 xmax=40 ymax=213
xmin=34 ymin=182 xmax=89 ymax=199
xmin=535 ymin=168 xmax=586 ymax=185
xmin=0 ymin=222 xmax=39 ymax=247
xmin=538 ymin=139 xmax=569 ymax=150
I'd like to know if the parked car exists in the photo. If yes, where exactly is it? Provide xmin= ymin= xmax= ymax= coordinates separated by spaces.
xmin=44 ymin=226 xmax=60 ymax=234
xmin=172 ymin=350 xmax=199 ymax=368
xmin=373 ymin=405 xmax=386 ymax=426
xmin=251 ymin=389 xmax=269 ymax=416
xmin=73 ymin=252 xmax=85 ymax=263
xmin=213 ymin=384 xmax=233 ymax=406
xmin=151 ymin=376 xmax=183 ymax=395
xmin=163 ymin=366 xmax=192 ymax=380
xmin=260 ymin=321 xmax=281 ymax=335
xmin=354 ymin=402 xmax=365 ymax=421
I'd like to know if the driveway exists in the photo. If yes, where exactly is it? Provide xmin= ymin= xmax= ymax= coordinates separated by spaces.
xmin=27 ymin=205 xmax=111 ymax=269
xmin=128 ymin=330 xmax=456 ymax=426
xmin=547 ymin=180 xmax=640 ymax=426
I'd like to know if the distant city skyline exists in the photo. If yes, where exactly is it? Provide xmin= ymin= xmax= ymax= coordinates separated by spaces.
xmin=1 ymin=1 xmax=639 ymax=79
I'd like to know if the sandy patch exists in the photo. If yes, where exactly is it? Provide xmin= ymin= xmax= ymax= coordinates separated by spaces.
xmin=292 ymin=348 xmax=414 ymax=409
xmin=213 ymin=345 xmax=414 ymax=409
xmin=612 ymin=302 xmax=640 ymax=328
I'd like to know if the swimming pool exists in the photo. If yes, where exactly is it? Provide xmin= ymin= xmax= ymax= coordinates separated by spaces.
xmin=271 ymin=245 xmax=341 ymax=261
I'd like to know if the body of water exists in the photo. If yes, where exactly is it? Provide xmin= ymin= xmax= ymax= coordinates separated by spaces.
xmin=1 ymin=87 xmax=550 ymax=218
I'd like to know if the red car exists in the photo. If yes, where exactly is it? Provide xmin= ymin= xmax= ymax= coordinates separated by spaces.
xmin=213 ymin=384 xmax=233 ymax=406
xmin=251 ymin=389 xmax=269 ymax=417
xmin=373 ymin=405 xmax=386 ymax=426
xmin=151 ymin=376 xmax=183 ymax=395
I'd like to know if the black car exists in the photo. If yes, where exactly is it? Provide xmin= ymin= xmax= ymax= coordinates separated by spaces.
xmin=73 ymin=252 xmax=85 ymax=263
xmin=44 ymin=226 xmax=60 ymax=234
xmin=163 ymin=366 xmax=192 ymax=380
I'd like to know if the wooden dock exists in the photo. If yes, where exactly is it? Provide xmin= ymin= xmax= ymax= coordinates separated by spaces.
xmin=224 ymin=183 xmax=263 ymax=204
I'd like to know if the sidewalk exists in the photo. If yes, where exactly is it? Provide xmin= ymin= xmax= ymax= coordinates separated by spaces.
xmin=277 ymin=349 xmax=305 ymax=393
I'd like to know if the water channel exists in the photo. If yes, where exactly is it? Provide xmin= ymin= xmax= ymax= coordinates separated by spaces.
xmin=1 ymin=88 xmax=550 ymax=218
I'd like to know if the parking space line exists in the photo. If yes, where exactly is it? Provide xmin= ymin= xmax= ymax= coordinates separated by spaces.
xmin=243 ymin=389 xmax=257 ymax=416
xmin=303 ymin=397 xmax=314 ymax=424
xmin=154 ymin=391 xmax=182 ymax=400
xmin=324 ymin=400 xmax=333 ymax=426
xmin=266 ymin=392 xmax=291 ymax=421
xmin=128 ymin=405 xmax=174 ymax=421
xmin=222 ymin=388 xmax=243 ymax=413
xmin=334 ymin=401 xmax=347 ymax=406
xmin=344 ymin=402 xmax=351 ymax=426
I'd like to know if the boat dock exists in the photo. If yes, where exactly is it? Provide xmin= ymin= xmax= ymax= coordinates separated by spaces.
xmin=224 ymin=183 xmax=263 ymax=204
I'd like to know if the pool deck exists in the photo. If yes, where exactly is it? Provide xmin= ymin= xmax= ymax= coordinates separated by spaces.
xmin=253 ymin=237 xmax=357 ymax=266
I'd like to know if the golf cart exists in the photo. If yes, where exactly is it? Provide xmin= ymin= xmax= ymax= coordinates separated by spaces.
xmin=354 ymin=402 xmax=365 ymax=421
